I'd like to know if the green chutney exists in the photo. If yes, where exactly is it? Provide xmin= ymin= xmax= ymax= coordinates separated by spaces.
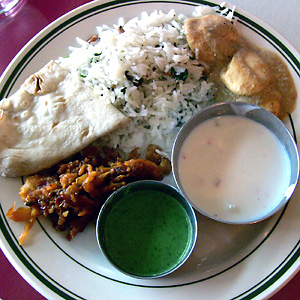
xmin=101 ymin=190 xmax=193 ymax=277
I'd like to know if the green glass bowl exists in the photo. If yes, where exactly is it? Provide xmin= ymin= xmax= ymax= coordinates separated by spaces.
xmin=96 ymin=180 xmax=197 ymax=279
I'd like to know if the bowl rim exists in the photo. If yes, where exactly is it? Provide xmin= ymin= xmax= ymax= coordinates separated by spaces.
xmin=171 ymin=101 xmax=300 ymax=225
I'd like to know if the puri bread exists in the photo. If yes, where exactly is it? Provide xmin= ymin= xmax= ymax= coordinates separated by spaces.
xmin=0 ymin=60 xmax=130 ymax=177
xmin=184 ymin=15 xmax=239 ymax=65
xmin=221 ymin=50 xmax=271 ymax=95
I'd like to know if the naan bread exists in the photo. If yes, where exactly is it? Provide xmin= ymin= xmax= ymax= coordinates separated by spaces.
xmin=0 ymin=60 xmax=130 ymax=177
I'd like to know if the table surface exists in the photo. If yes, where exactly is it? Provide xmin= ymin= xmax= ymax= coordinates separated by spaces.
xmin=0 ymin=0 xmax=300 ymax=299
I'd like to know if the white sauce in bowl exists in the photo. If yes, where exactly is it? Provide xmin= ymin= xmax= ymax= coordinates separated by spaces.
xmin=178 ymin=115 xmax=291 ymax=223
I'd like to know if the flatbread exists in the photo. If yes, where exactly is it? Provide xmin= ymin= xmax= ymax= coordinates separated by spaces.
xmin=0 ymin=60 xmax=130 ymax=177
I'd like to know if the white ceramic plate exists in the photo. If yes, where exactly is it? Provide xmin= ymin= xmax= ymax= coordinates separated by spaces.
xmin=1 ymin=1 xmax=300 ymax=299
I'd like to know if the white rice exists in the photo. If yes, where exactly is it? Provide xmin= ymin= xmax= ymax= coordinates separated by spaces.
xmin=58 ymin=6 xmax=223 ymax=157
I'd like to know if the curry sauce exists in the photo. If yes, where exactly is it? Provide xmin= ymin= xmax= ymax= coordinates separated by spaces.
xmin=185 ymin=15 xmax=297 ymax=120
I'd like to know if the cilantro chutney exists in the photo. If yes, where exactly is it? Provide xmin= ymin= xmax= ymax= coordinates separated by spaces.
xmin=96 ymin=181 xmax=197 ymax=278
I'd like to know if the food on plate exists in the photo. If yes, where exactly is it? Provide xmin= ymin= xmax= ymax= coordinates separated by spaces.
xmin=184 ymin=12 xmax=297 ymax=120
xmin=0 ymin=8 xmax=296 ymax=173
xmin=0 ymin=60 xmax=129 ymax=177
xmin=221 ymin=50 xmax=271 ymax=95
xmin=55 ymin=6 xmax=296 ymax=160
xmin=58 ymin=8 xmax=215 ymax=158
xmin=260 ymin=91 xmax=281 ymax=116
xmin=99 ymin=184 xmax=194 ymax=277
xmin=4 ymin=5 xmax=298 ymax=244
xmin=7 ymin=145 xmax=171 ymax=244
xmin=177 ymin=114 xmax=291 ymax=223
xmin=184 ymin=14 xmax=239 ymax=65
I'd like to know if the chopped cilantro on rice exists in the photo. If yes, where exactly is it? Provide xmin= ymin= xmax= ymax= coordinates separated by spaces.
xmin=58 ymin=7 xmax=219 ymax=157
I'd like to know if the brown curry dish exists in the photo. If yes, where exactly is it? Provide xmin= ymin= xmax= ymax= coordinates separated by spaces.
xmin=184 ymin=15 xmax=297 ymax=120
xmin=7 ymin=145 xmax=171 ymax=245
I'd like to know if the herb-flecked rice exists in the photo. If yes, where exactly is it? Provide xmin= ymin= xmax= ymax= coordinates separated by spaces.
xmin=58 ymin=6 xmax=226 ymax=156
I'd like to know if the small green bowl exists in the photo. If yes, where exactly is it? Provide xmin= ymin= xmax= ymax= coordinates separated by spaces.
xmin=96 ymin=180 xmax=197 ymax=279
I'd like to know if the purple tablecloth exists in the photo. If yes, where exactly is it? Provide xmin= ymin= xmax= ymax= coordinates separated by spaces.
xmin=0 ymin=0 xmax=299 ymax=299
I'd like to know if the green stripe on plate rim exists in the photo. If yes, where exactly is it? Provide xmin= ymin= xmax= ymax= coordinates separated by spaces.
xmin=0 ymin=0 xmax=300 ymax=299
xmin=236 ymin=18 xmax=300 ymax=76
xmin=0 ymin=194 xmax=84 ymax=299
xmin=31 ymin=201 xmax=287 ymax=289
